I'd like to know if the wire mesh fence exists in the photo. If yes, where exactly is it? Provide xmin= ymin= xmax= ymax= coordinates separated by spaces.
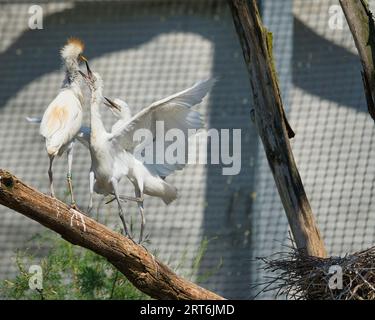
xmin=0 ymin=0 xmax=255 ymax=299
xmin=251 ymin=0 xmax=375 ymax=299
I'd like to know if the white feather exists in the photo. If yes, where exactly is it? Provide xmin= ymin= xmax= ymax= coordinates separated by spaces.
xmin=109 ymin=78 xmax=214 ymax=177
xmin=40 ymin=89 xmax=83 ymax=156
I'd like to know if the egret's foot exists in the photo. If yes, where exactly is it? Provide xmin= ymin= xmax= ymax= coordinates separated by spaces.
xmin=119 ymin=223 xmax=135 ymax=240
xmin=122 ymin=228 xmax=133 ymax=239
xmin=48 ymin=192 xmax=59 ymax=216
xmin=126 ymin=232 xmax=137 ymax=245
xmin=70 ymin=208 xmax=87 ymax=232
xmin=70 ymin=202 xmax=79 ymax=211
xmin=86 ymin=205 xmax=93 ymax=216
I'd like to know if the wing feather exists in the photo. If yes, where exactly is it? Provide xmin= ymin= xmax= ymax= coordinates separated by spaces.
xmin=27 ymin=115 xmax=90 ymax=148
xmin=39 ymin=90 xmax=83 ymax=154
xmin=110 ymin=78 xmax=214 ymax=150
xmin=109 ymin=78 xmax=214 ymax=177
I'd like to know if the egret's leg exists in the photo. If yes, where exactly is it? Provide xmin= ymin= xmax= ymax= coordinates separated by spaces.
xmin=135 ymin=188 xmax=145 ymax=244
xmin=87 ymin=170 xmax=95 ymax=214
xmin=66 ymin=141 xmax=76 ymax=208
xmin=105 ymin=194 xmax=143 ymax=205
xmin=48 ymin=155 xmax=55 ymax=197
xmin=111 ymin=178 xmax=130 ymax=237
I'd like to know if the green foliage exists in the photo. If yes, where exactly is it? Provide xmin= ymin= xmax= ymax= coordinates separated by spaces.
xmin=0 ymin=232 xmax=148 ymax=300
xmin=190 ymin=237 xmax=223 ymax=283
xmin=0 ymin=233 xmax=221 ymax=300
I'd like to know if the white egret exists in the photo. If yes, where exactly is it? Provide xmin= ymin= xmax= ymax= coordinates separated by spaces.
xmin=77 ymin=64 xmax=134 ymax=236
xmin=27 ymin=100 xmax=136 ymax=212
xmin=39 ymin=37 xmax=87 ymax=208
xmin=80 ymin=62 xmax=214 ymax=242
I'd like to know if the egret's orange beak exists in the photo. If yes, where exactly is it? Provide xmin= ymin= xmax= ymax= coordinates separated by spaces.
xmin=104 ymin=97 xmax=121 ymax=111
xmin=79 ymin=54 xmax=88 ymax=63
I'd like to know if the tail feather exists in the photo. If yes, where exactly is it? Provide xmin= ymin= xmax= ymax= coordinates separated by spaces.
xmin=45 ymin=137 xmax=62 ymax=157
xmin=161 ymin=182 xmax=178 ymax=205
xmin=46 ymin=145 xmax=59 ymax=157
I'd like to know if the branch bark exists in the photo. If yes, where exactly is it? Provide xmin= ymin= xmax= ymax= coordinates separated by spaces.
xmin=339 ymin=0 xmax=375 ymax=121
xmin=228 ymin=0 xmax=327 ymax=257
xmin=0 ymin=169 xmax=224 ymax=300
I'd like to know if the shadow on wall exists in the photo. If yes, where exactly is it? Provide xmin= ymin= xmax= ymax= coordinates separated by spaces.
xmin=293 ymin=16 xmax=366 ymax=112
xmin=0 ymin=1 xmax=257 ymax=299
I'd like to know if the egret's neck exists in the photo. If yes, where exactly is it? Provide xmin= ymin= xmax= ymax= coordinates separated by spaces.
xmin=121 ymin=107 xmax=132 ymax=122
xmin=61 ymin=57 xmax=81 ymax=93
xmin=90 ymin=88 xmax=107 ymax=138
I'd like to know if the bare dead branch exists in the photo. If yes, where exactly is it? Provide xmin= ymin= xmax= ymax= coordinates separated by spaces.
xmin=228 ymin=0 xmax=327 ymax=257
xmin=0 ymin=169 xmax=224 ymax=300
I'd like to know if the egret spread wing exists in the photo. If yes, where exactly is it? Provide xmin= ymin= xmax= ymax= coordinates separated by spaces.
xmin=110 ymin=78 xmax=214 ymax=149
xmin=111 ymin=119 xmax=127 ymax=135
xmin=109 ymin=78 xmax=214 ymax=177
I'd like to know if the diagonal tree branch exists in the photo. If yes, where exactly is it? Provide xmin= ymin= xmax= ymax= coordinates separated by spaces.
xmin=228 ymin=0 xmax=327 ymax=257
xmin=0 ymin=169 xmax=224 ymax=300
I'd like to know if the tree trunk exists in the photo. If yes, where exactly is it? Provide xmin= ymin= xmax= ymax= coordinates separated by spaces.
xmin=228 ymin=0 xmax=327 ymax=257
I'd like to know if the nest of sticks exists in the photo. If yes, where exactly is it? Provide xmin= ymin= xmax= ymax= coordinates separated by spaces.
xmin=255 ymin=246 xmax=375 ymax=300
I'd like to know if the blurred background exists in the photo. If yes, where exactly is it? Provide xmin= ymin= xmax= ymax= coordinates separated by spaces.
xmin=0 ymin=0 xmax=375 ymax=299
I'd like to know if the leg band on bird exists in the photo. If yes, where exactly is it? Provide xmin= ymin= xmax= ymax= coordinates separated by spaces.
xmin=66 ymin=174 xmax=77 ymax=208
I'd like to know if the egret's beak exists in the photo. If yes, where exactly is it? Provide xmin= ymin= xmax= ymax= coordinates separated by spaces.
xmin=78 ymin=70 xmax=89 ymax=80
xmin=84 ymin=60 xmax=92 ymax=77
xmin=79 ymin=60 xmax=93 ymax=81
xmin=104 ymin=97 xmax=121 ymax=111
xmin=79 ymin=54 xmax=88 ymax=63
